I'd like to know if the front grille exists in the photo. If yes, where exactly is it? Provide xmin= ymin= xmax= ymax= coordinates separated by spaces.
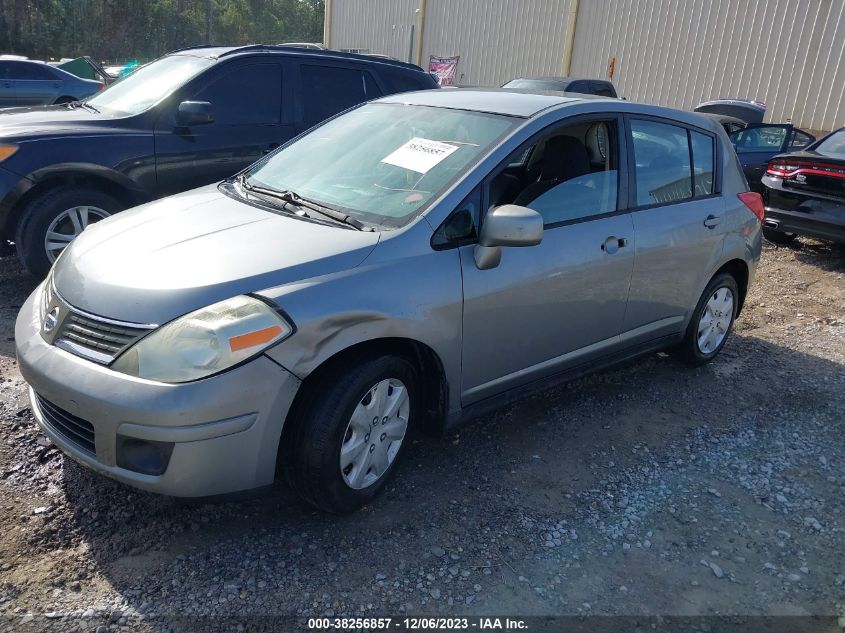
xmin=56 ymin=312 xmax=149 ymax=357
xmin=50 ymin=303 xmax=154 ymax=364
xmin=35 ymin=394 xmax=96 ymax=456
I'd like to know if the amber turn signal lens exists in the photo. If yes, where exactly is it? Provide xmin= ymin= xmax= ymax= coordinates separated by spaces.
xmin=229 ymin=325 xmax=284 ymax=352
xmin=0 ymin=145 xmax=18 ymax=162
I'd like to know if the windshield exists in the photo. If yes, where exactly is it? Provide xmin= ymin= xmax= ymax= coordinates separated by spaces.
xmin=244 ymin=103 xmax=517 ymax=228
xmin=814 ymin=130 xmax=845 ymax=159
xmin=87 ymin=54 xmax=213 ymax=115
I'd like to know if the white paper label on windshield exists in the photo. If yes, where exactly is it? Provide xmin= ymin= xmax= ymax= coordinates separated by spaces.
xmin=380 ymin=137 xmax=459 ymax=174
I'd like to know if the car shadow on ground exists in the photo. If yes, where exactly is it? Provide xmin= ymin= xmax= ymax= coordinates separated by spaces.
xmin=772 ymin=237 xmax=845 ymax=272
xmin=34 ymin=327 xmax=844 ymax=627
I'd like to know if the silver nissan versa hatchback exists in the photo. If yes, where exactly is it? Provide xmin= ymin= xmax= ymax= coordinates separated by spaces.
xmin=16 ymin=89 xmax=763 ymax=512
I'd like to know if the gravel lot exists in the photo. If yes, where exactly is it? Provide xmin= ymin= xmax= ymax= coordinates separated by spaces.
xmin=0 ymin=238 xmax=844 ymax=632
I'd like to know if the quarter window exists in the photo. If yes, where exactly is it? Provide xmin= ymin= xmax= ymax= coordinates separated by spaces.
xmin=193 ymin=63 xmax=282 ymax=125
xmin=631 ymin=120 xmax=692 ymax=206
xmin=690 ymin=131 xmax=715 ymax=196
xmin=301 ymin=65 xmax=382 ymax=128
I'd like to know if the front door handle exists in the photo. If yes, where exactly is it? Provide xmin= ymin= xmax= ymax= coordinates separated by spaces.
xmin=703 ymin=214 xmax=722 ymax=229
xmin=601 ymin=236 xmax=628 ymax=254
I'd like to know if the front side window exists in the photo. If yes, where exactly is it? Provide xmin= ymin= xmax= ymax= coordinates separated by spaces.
xmin=193 ymin=63 xmax=281 ymax=125
xmin=301 ymin=65 xmax=382 ymax=128
xmin=87 ymin=54 xmax=214 ymax=115
xmin=489 ymin=120 xmax=618 ymax=226
xmin=245 ymin=102 xmax=516 ymax=228
xmin=815 ymin=129 xmax=845 ymax=159
xmin=730 ymin=125 xmax=788 ymax=152
xmin=631 ymin=119 xmax=692 ymax=205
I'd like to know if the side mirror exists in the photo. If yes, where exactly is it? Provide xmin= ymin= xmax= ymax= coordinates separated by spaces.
xmin=176 ymin=100 xmax=214 ymax=126
xmin=474 ymin=204 xmax=543 ymax=270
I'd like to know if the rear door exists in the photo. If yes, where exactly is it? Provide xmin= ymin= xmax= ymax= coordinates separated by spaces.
xmin=294 ymin=62 xmax=384 ymax=135
xmin=0 ymin=62 xmax=16 ymax=106
xmin=11 ymin=62 xmax=62 ymax=105
xmin=622 ymin=117 xmax=726 ymax=344
xmin=154 ymin=59 xmax=294 ymax=195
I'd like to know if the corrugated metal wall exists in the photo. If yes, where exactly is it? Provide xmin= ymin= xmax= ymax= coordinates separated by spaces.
xmin=420 ymin=0 xmax=575 ymax=87
xmin=329 ymin=0 xmax=845 ymax=131
xmin=570 ymin=0 xmax=845 ymax=131
xmin=329 ymin=0 xmax=418 ymax=62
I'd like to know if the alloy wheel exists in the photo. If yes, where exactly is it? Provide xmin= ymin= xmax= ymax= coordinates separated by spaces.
xmin=44 ymin=206 xmax=111 ymax=263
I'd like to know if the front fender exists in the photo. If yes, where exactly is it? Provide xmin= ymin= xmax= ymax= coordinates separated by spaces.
xmin=259 ymin=230 xmax=464 ymax=414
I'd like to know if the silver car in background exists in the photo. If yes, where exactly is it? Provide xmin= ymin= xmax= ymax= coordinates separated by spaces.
xmin=15 ymin=89 xmax=763 ymax=512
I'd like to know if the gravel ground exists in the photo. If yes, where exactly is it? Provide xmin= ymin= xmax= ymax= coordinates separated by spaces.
xmin=0 ymin=238 xmax=844 ymax=632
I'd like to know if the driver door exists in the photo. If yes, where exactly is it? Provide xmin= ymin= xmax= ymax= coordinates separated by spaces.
xmin=458 ymin=116 xmax=635 ymax=404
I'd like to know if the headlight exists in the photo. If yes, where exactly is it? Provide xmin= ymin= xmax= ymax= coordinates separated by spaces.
xmin=0 ymin=144 xmax=18 ymax=162
xmin=111 ymin=295 xmax=293 ymax=383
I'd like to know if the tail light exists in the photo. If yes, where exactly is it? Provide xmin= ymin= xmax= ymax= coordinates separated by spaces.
xmin=98 ymin=82 xmax=105 ymax=91
xmin=766 ymin=160 xmax=845 ymax=179
xmin=766 ymin=162 xmax=794 ymax=177
xmin=738 ymin=192 xmax=764 ymax=222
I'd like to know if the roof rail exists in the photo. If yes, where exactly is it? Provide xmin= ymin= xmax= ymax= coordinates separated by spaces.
xmin=166 ymin=43 xmax=425 ymax=71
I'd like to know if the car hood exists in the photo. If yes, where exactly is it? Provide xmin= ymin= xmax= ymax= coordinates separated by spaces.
xmin=53 ymin=186 xmax=381 ymax=325
xmin=0 ymin=104 xmax=124 ymax=139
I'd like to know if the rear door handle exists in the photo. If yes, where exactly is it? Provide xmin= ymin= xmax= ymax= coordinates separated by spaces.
xmin=601 ymin=236 xmax=628 ymax=254
xmin=703 ymin=214 xmax=722 ymax=228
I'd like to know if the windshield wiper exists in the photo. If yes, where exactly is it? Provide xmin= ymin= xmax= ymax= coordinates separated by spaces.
xmin=238 ymin=175 xmax=366 ymax=231
xmin=78 ymin=102 xmax=100 ymax=113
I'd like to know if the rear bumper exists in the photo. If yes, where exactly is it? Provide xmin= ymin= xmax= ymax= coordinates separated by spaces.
xmin=762 ymin=177 xmax=845 ymax=243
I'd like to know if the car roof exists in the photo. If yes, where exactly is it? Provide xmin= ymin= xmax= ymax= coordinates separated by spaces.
xmin=508 ymin=76 xmax=607 ymax=84
xmin=378 ymin=88 xmax=724 ymax=133
xmin=378 ymin=87 xmax=605 ymax=117
xmin=169 ymin=44 xmax=425 ymax=72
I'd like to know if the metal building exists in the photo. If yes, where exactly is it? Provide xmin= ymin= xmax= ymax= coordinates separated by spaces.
xmin=324 ymin=0 xmax=845 ymax=132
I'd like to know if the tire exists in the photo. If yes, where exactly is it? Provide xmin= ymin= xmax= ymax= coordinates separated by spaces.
xmin=15 ymin=186 xmax=122 ymax=277
xmin=762 ymin=226 xmax=797 ymax=244
xmin=283 ymin=354 xmax=420 ymax=514
xmin=673 ymin=272 xmax=739 ymax=366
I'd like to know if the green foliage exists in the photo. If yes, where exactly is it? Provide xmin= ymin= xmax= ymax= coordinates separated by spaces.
xmin=0 ymin=0 xmax=324 ymax=63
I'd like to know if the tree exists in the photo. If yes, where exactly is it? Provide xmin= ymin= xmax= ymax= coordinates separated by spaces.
xmin=0 ymin=0 xmax=325 ymax=62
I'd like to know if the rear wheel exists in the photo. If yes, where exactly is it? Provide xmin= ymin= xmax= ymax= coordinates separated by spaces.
xmin=673 ymin=272 xmax=739 ymax=366
xmin=762 ymin=226 xmax=797 ymax=244
xmin=15 ymin=186 xmax=122 ymax=277
xmin=283 ymin=354 xmax=419 ymax=513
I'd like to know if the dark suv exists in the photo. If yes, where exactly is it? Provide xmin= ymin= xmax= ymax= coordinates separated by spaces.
xmin=0 ymin=45 xmax=437 ymax=275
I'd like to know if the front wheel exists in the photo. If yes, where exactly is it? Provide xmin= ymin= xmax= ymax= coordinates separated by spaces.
xmin=673 ymin=272 xmax=739 ymax=366
xmin=15 ymin=186 xmax=122 ymax=277
xmin=283 ymin=354 xmax=419 ymax=513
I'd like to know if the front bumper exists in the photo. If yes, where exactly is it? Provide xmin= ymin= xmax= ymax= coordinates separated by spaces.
xmin=15 ymin=285 xmax=302 ymax=497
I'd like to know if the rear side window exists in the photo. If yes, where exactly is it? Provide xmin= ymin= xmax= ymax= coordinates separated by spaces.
xmin=388 ymin=70 xmax=434 ymax=93
xmin=690 ymin=131 xmax=715 ymax=196
xmin=9 ymin=62 xmax=56 ymax=80
xmin=194 ymin=63 xmax=281 ymax=125
xmin=631 ymin=120 xmax=692 ymax=205
xmin=592 ymin=82 xmax=615 ymax=97
xmin=301 ymin=65 xmax=382 ymax=128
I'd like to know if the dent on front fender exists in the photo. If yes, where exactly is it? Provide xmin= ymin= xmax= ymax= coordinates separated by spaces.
xmin=258 ymin=244 xmax=465 ymax=413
